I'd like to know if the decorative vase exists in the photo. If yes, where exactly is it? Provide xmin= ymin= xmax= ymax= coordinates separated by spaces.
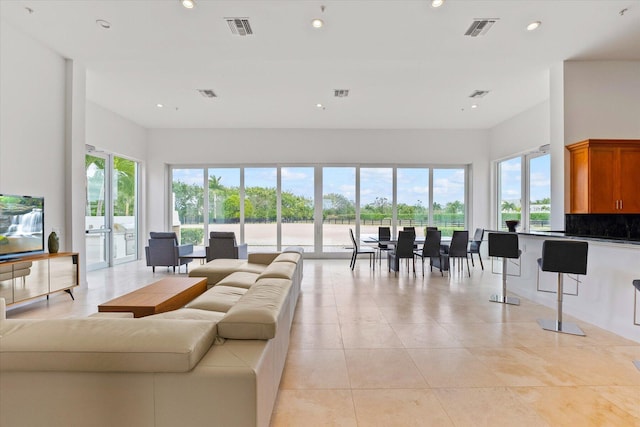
xmin=505 ymin=220 xmax=520 ymax=233
xmin=48 ymin=231 xmax=59 ymax=254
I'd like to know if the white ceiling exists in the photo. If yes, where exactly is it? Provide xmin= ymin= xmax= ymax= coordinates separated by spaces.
xmin=2 ymin=0 xmax=640 ymax=130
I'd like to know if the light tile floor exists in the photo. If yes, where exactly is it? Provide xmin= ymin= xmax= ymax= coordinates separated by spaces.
xmin=6 ymin=258 xmax=640 ymax=426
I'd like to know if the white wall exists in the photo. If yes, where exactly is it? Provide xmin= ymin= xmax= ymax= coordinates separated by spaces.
xmin=1 ymin=22 xmax=148 ymax=287
xmin=564 ymin=61 xmax=640 ymax=144
xmin=489 ymin=101 xmax=550 ymax=161
xmin=0 ymin=22 xmax=67 ymax=250
xmin=147 ymin=128 xmax=491 ymax=243
xmin=86 ymin=101 xmax=148 ymax=161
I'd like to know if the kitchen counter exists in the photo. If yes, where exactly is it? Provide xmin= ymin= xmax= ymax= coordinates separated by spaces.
xmin=498 ymin=232 xmax=640 ymax=342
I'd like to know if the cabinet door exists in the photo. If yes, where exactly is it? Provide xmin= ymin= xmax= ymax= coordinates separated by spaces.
xmin=49 ymin=255 xmax=79 ymax=292
xmin=618 ymin=147 xmax=640 ymax=213
xmin=589 ymin=147 xmax=617 ymax=213
xmin=569 ymin=147 xmax=589 ymax=213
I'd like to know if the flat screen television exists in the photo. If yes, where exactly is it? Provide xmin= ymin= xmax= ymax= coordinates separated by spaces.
xmin=0 ymin=194 xmax=44 ymax=261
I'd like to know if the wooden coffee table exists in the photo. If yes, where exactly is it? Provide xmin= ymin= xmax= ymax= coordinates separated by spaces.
xmin=98 ymin=277 xmax=207 ymax=318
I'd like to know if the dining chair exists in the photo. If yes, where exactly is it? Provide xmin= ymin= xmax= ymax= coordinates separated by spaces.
xmin=414 ymin=229 xmax=444 ymax=276
xmin=403 ymin=226 xmax=418 ymax=249
xmin=377 ymin=226 xmax=392 ymax=266
xmin=467 ymin=228 xmax=485 ymax=270
xmin=349 ymin=228 xmax=376 ymax=270
xmin=447 ymin=230 xmax=471 ymax=277
xmin=388 ymin=231 xmax=416 ymax=276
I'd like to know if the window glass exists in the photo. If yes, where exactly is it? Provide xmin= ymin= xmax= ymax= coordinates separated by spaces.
xmin=281 ymin=167 xmax=314 ymax=251
xmin=529 ymin=154 xmax=551 ymax=231
xmin=360 ymin=168 xmax=393 ymax=239
xmin=322 ymin=167 xmax=355 ymax=252
xmin=244 ymin=167 xmax=277 ymax=251
xmin=172 ymin=168 xmax=205 ymax=245
xmin=432 ymin=168 xmax=466 ymax=236
xmin=397 ymin=168 xmax=429 ymax=237
xmin=498 ymin=157 xmax=522 ymax=231
xmin=208 ymin=168 xmax=241 ymax=238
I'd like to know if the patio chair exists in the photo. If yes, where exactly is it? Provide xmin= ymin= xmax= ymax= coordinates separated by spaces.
xmin=206 ymin=231 xmax=248 ymax=261
xmin=145 ymin=232 xmax=193 ymax=273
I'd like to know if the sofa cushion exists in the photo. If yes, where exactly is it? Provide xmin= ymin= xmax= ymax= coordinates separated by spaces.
xmin=145 ymin=308 xmax=226 ymax=322
xmin=189 ymin=259 xmax=267 ymax=286
xmin=0 ymin=318 xmax=216 ymax=373
xmin=218 ymin=278 xmax=292 ymax=340
xmin=273 ymin=252 xmax=301 ymax=264
xmin=257 ymin=261 xmax=297 ymax=280
xmin=185 ymin=285 xmax=248 ymax=312
xmin=216 ymin=271 xmax=260 ymax=289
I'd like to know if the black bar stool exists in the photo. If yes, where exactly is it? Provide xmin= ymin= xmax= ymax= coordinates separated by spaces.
xmin=488 ymin=232 xmax=521 ymax=305
xmin=633 ymin=280 xmax=640 ymax=370
xmin=537 ymin=240 xmax=588 ymax=336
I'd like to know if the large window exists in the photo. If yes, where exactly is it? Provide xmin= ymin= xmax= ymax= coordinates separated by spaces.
xmin=170 ymin=164 xmax=468 ymax=255
xmin=497 ymin=152 xmax=550 ymax=232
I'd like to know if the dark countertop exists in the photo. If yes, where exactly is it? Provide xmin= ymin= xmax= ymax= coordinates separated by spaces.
xmin=514 ymin=230 xmax=640 ymax=246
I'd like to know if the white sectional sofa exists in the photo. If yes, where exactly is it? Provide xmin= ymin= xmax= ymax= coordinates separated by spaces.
xmin=0 ymin=248 xmax=303 ymax=427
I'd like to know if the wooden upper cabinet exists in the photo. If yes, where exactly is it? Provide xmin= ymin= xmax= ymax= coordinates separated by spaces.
xmin=566 ymin=139 xmax=640 ymax=213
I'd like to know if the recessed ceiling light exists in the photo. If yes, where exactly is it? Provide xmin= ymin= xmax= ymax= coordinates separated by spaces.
xmin=431 ymin=0 xmax=445 ymax=8
xmin=156 ymin=103 xmax=164 ymax=108
xmin=311 ymin=18 xmax=324 ymax=28
xmin=471 ymin=104 xmax=478 ymax=109
xmin=180 ymin=0 xmax=195 ymax=9
xmin=96 ymin=19 xmax=111 ymax=29
xmin=527 ymin=21 xmax=541 ymax=31
xmin=316 ymin=103 xmax=324 ymax=108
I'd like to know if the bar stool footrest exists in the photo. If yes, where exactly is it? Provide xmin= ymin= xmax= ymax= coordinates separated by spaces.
xmin=537 ymin=318 xmax=585 ymax=336
xmin=489 ymin=294 xmax=520 ymax=305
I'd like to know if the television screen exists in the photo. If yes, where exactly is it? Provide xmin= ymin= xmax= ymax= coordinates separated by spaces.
xmin=0 ymin=194 xmax=44 ymax=260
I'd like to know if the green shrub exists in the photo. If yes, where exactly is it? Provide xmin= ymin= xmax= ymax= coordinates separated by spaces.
xmin=181 ymin=228 xmax=204 ymax=245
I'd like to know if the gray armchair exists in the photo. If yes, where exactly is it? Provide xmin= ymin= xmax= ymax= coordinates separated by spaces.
xmin=206 ymin=231 xmax=248 ymax=261
xmin=144 ymin=232 xmax=193 ymax=273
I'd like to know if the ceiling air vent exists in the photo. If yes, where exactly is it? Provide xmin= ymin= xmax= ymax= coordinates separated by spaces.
xmin=464 ymin=19 xmax=498 ymax=37
xmin=469 ymin=90 xmax=490 ymax=98
xmin=226 ymin=18 xmax=253 ymax=36
xmin=334 ymin=89 xmax=350 ymax=98
xmin=197 ymin=89 xmax=217 ymax=98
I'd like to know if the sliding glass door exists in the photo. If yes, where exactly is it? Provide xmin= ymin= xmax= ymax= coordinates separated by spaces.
xmin=86 ymin=153 xmax=139 ymax=270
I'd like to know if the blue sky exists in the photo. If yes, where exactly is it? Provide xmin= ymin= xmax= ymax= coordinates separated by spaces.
xmin=500 ymin=154 xmax=551 ymax=203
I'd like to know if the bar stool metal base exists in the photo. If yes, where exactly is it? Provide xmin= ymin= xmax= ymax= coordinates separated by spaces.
xmin=489 ymin=255 xmax=520 ymax=306
xmin=489 ymin=294 xmax=520 ymax=305
xmin=537 ymin=319 xmax=585 ymax=336
xmin=633 ymin=360 xmax=640 ymax=371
